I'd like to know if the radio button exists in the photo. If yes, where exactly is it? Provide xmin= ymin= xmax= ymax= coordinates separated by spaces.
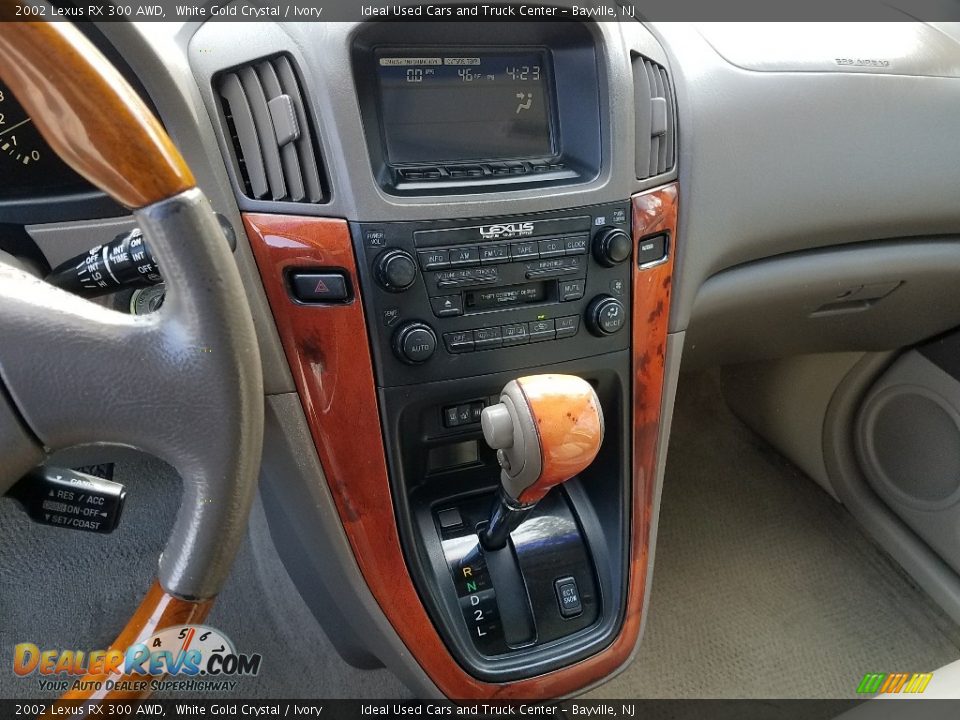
xmin=525 ymin=256 xmax=583 ymax=279
xmin=480 ymin=244 xmax=510 ymax=264
xmin=529 ymin=319 xmax=556 ymax=343
xmin=538 ymin=238 xmax=565 ymax=258
xmin=510 ymin=241 xmax=539 ymax=261
xmin=556 ymin=316 xmax=580 ymax=338
xmin=500 ymin=323 xmax=530 ymax=346
xmin=560 ymin=279 xmax=586 ymax=302
xmin=443 ymin=331 xmax=475 ymax=354
xmin=436 ymin=267 xmax=499 ymax=289
xmin=473 ymin=326 xmax=503 ymax=350
xmin=431 ymin=295 xmax=463 ymax=318
xmin=418 ymin=249 xmax=450 ymax=270
xmin=449 ymin=246 xmax=480 ymax=267
xmin=564 ymin=236 xmax=589 ymax=256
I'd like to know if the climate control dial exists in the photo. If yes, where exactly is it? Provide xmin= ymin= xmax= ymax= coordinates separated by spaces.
xmin=392 ymin=321 xmax=438 ymax=364
xmin=586 ymin=295 xmax=627 ymax=336
xmin=376 ymin=249 xmax=418 ymax=292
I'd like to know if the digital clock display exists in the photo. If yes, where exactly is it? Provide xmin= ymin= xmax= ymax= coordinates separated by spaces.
xmin=375 ymin=49 xmax=555 ymax=165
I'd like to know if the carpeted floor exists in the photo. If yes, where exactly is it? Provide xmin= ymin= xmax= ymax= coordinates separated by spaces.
xmin=0 ymin=458 xmax=408 ymax=699
xmin=586 ymin=370 xmax=960 ymax=699
xmin=2 ymin=371 xmax=958 ymax=699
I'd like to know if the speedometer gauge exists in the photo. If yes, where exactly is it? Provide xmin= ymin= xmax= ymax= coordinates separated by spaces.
xmin=0 ymin=81 xmax=92 ymax=199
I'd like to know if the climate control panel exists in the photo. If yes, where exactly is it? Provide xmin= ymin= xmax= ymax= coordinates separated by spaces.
xmin=351 ymin=202 xmax=639 ymax=387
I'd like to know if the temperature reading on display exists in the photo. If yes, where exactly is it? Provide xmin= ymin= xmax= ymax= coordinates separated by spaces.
xmin=506 ymin=66 xmax=541 ymax=81
xmin=377 ymin=49 xmax=554 ymax=165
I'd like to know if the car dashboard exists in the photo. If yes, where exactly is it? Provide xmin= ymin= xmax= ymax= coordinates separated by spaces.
xmin=3 ymin=12 xmax=960 ymax=701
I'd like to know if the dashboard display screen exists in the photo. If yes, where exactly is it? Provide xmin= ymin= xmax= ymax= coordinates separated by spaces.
xmin=375 ymin=49 xmax=555 ymax=165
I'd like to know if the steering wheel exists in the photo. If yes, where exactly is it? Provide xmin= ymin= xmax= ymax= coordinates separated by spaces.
xmin=0 ymin=20 xmax=264 ymax=700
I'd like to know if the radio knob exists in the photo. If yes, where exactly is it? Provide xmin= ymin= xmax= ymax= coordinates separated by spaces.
xmin=593 ymin=227 xmax=632 ymax=267
xmin=376 ymin=249 xmax=418 ymax=292
xmin=586 ymin=295 xmax=627 ymax=336
xmin=393 ymin=322 xmax=438 ymax=364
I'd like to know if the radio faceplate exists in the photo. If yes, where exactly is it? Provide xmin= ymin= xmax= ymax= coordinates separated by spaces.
xmin=352 ymin=202 xmax=635 ymax=388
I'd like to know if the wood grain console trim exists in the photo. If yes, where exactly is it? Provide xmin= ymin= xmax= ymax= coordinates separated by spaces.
xmin=243 ymin=186 xmax=676 ymax=697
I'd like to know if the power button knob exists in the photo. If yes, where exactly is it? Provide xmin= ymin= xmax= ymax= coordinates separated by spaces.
xmin=376 ymin=249 xmax=418 ymax=292
xmin=393 ymin=322 xmax=438 ymax=364
xmin=586 ymin=295 xmax=627 ymax=336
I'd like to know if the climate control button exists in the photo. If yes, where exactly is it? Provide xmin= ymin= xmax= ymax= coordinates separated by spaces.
xmin=586 ymin=295 xmax=627 ymax=336
xmin=393 ymin=322 xmax=437 ymax=364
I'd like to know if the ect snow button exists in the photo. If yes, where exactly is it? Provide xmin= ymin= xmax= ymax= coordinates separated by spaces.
xmin=555 ymin=576 xmax=583 ymax=618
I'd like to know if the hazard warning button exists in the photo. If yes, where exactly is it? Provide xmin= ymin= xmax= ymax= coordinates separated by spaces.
xmin=289 ymin=272 xmax=350 ymax=304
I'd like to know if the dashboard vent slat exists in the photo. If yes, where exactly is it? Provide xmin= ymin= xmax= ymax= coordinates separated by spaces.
xmin=216 ymin=55 xmax=327 ymax=204
xmin=632 ymin=54 xmax=676 ymax=181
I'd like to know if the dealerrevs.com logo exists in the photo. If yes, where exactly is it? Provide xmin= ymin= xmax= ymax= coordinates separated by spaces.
xmin=13 ymin=625 xmax=261 ymax=694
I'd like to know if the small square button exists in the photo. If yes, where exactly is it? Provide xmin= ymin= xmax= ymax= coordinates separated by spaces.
xmin=438 ymin=508 xmax=463 ymax=529
xmin=554 ymin=576 xmax=582 ymax=618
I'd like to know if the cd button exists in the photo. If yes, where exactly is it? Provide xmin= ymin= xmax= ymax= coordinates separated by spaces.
xmin=538 ymin=239 xmax=565 ymax=258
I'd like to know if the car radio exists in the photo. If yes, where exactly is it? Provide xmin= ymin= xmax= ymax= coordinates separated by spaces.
xmin=352 ymin=202 xmax=648 ymax=387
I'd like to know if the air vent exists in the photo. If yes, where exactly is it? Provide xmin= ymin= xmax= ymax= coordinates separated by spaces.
xmin=632 ymin=54 xmax=676 ymax=180
xmin=217 ymin=55 xmax=327 ymax=203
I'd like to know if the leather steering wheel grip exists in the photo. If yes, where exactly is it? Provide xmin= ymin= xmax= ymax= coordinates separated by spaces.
xmin=0 ymin=18 xmax=264 ymax=602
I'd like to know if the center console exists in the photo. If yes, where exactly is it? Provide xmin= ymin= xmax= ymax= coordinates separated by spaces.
xmin=212 ymin=14 xmax=679 ymax=698
xmin=351 ymin=203 xmax=642 ymax=679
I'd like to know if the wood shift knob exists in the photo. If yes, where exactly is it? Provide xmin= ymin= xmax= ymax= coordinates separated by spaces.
xmin=481 ymin=374 xmax=604 ymax=507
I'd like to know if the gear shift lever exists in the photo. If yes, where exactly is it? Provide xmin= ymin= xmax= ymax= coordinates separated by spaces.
xmin=479 ymin=374 xmax=604 ymax=550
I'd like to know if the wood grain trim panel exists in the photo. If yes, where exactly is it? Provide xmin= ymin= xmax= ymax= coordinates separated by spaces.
xmin=0 ymin=20 xmax=194 ymax=208
xmin=243 ymin=187 xmax=676 ymax=697
xmin=55 ymin=580 xmax=212 ymax=704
